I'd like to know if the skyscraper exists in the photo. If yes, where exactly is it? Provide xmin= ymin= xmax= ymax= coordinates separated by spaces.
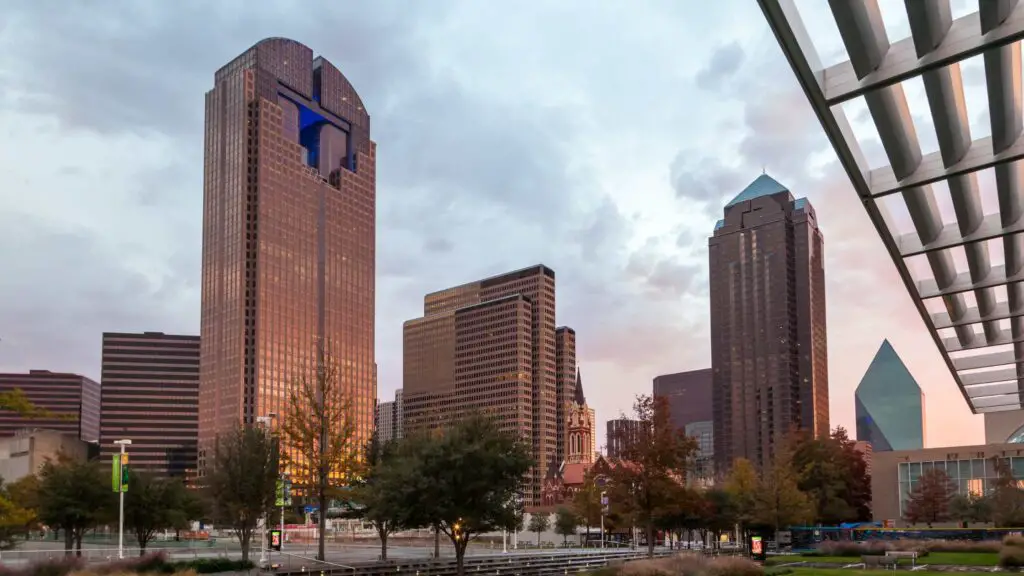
xmin=709 ymin=174 xmax=828 ymax=472
xmin=199 ymin=38 xmax=376 ymax=469
xmin=606 ymin=418 xmax=641 ymax=460
xmin=374 ymin=390 xmax=403 ymax=443
xmin=0 ymin=371 xmax=100 ymax=443
xmin=855 ymin=340 xmax=925 ymax=451
xmin=402 ymin=265 xmax=567 ymax=506
xmin=100 ymin=332 xmax=200 ymax=477
xmin=653 ymin=368 xmax=713 ymax=431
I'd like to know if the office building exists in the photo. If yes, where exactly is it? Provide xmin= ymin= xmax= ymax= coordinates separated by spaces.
xmin=556 ymin=328 xmax=577 ymax=466
xmin=199 ymin=38 xmax=377 ymax=469
xmin=100 ymin=332 xmax=200 ymax=477
xmin=374 ymin=389 xmax=403 ymax=443
xmin=0 ymin=371 xmax=100 ymax=442
xmin=402 ymin=265 xmax=570 ymax=506
xmin=685 ymin=420 xmax=714 ymax=485
xmin=872 ymin=443 xmax=1024 ymax=527
xmin=709 ymin=174 xmax=829 ymax=472
xmin=855 ymin=340 xmax=925 ymax=452
xmin=606 ymin=417 xmax=641 ymax=460
xmin=654 ymin=368 xmax=712 ymax=430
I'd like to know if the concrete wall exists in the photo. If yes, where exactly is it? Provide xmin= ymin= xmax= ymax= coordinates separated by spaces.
xmin=985 ymin=411 xmax=1024 ymax=444
xmin=0 ymin=429 xmax=89 ymax=483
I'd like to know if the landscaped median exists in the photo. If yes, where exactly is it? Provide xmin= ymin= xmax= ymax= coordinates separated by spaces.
xmin=765 ymin=538 xmax=1012 ymax=569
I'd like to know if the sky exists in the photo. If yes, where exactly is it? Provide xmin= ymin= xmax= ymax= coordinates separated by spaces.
xmin=0 ymin=0 xmax=990 ymax=450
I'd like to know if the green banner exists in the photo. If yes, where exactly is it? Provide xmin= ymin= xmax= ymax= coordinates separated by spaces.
xmin=275 ymin=479 xmax=292 ymax=506
xmin=111 ymin=454 xmax=128 ymax=493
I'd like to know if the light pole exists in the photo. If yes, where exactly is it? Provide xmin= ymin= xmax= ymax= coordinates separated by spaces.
xmin=256 ymin=414 xmax=276 ymax=566
xmin=113 ymin=439 xmax=132 ymax=559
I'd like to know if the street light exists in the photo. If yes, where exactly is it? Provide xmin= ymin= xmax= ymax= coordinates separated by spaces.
xmin=113 ymin=439 xmax=132 ymax=559
xmin=255 ymin=414 xmax=276 ymax=567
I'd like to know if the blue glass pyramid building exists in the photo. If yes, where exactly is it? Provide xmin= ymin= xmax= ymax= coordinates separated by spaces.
xmin=855 ymin=340 xmax=926 ymax=451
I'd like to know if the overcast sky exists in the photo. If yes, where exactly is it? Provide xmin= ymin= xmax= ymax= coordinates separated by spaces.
xmin=0 ymin=0 xmax=988 ymax=449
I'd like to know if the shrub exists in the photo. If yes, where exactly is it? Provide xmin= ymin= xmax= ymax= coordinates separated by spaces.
xmin=1005 ymin=535 xmax=1024 ymax=548
xmin=92 ymin=552 xmax=172 ymax=575
xmin=1001 ymin=546 xmax=1024 ymax=568
xmin=618 ymin=554 xmax=763 ymax=576
xmin=173 ymin=558 xmax=254 ymax=574
xmin=926 ymin=540 xmax=1001 ymax=553
xmin=704 ymin=557 xmax=764 ymax=576
xmin=0 ymin=557 xmax=85 ymax=576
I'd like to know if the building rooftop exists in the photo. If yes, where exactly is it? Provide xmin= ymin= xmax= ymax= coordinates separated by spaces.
xmin=726 ymin=174 xmax=790 ymax=207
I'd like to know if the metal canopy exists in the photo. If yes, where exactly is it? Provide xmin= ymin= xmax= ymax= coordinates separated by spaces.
xmin=758 ymin=0 xmax=1024 ymax=414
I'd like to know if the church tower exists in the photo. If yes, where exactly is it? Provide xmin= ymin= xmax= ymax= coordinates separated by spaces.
xmin=566 ymin=368 xmax=595 ymax=464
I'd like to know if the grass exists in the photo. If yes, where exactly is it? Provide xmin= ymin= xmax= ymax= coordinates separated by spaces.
xmin=766 ymin=551 xmax=999 ymax=567
xmin=786 ymin=569 xmax=996 ymax=576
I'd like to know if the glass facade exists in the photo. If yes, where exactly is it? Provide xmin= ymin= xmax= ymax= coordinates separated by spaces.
xmin=855 ymin=340 xmax=925 ymax=451
xmin=199 ymin=39 xmax=376 ymax=471
xmin=897 ymin=458 xmax=1024 ymax=515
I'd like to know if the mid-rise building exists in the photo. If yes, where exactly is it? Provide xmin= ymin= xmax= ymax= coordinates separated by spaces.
xmin=606 ymin=417 xmax=641 ymax=460
xmin=854 ymin=440 xmax=873 ymax=477
xmin=100 ymin=332 xmax=200 ymax=477
xmin=709 ymin=174 xmax=829 ymax=472
xmin=374 ymin=389 xmax=403 ymax=443
xmin=0 ymin=371 xmax=100 ymax=442
xmin=199 ymin=38 xmax=377 ymax=470
xmin=855 ymin=340 xmax=925 ymax=451
xmin=402 ymin=264 xmax=570 ymax=506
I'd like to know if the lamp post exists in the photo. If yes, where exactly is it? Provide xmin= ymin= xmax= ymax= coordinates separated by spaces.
xmin=113 ymin=439 xmax=132 ymax=559
xmin=256 ymin=414 xmax=276 ymax=567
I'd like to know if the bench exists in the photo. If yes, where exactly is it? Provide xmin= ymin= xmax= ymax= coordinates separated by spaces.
xmin=862 ymin=555 xmax=899 ymax=569
xmin=885 ymin=551 xmax=918 ymax=568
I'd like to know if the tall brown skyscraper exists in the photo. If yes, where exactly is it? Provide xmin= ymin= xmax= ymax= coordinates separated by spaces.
xmin=199 ymin=38 xmax=376 ymax=469
xmin=402 ymin=265 xmax=573 ymax=506
xmin=100 ymin=332 xmax=199 ymax=478
xmin=709 ymin=174 xmax=828 ymax=473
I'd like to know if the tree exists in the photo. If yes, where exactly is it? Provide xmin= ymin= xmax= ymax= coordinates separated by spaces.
xmin=949 ymin=493 xmax=991 ymax=527
xmin=554 ymin=507 xmax=578 ymax=546
xmin=529 ymin=513 xmax=550 ymax=546
xmin=124 ymin=472 xmax=195 ymax=554
xmin=903 ymin=469 xmax=954 ymax=527
xmin=0 ymin=389 xmax=51 ymax=417
xmin=37 ymin=456 xmax=115 ymax=555
xmin=205 ymin=425 xmax=279 ymax=563
xmin=571 ymin=472 xmax=602 ymax=541
xmin=753 ymin=441 xmax=813 ymax=534
xmin=0 ymin=480 xmax=34 ymax=549
xmin=703 ymin=488 xmax=737 ymax=548
xmin=792 ymin=427 xmax=871 ymax=524
xmin=348 ymin=435 xmax=407 ymax=560
xmin=280 ymin=346 xmax=359 ymax=561
xmin=606 ymin=395 xmax=697 ymax=556
xmin=723 ymin=458 xmax=758 ymax=539
xmin=989 ymin=457 xmax=1024 ymax=527
xmin=396 ymin=417 xmax=532 ymax=576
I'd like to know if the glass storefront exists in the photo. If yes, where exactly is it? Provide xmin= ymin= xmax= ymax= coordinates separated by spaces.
xmin=897 ymin=458 xmax=1024 ymax=515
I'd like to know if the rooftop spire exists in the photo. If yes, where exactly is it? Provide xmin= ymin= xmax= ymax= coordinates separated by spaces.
xmin=574 ymin=367 xmax=586 ymax=405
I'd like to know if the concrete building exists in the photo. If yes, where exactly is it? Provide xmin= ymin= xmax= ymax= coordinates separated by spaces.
xmin=872 ymin=443 xmax=1024 ymax=527
xmin=761 ymin=1 xmax=1024 ymax=416
xmin=199 ymin=38 xmax=377 ymax=471
xmin=374 ymin=389 xmax=403 ymax=443
xmin=0 ymin=371 xmax=100 ymax=443
xmin=709 ymin=174 xmax=829 ymax=472
xmin=985 ymin=411 xmax=1024 ymax=444
xmin=0 ymin=429 xmax=90 ymax=483
xmin=402 ymin=265 xmax=573 ymax=506
xmin=606 ymin=418 xmax=641 ymax=460
xmin=100 ymin=332 xmax=200 ymax=477
xmin=855 ymin=340 xmax=926 ymax=451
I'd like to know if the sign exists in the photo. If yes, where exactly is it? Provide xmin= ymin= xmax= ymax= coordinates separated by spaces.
xmin=751 ymin=536 xmax=763 ymax=556
xmin=275 ymin=479 xmax=292 ymax=507
xmin=111 ymin=453 xmax=129 ymax=493
xmin=883 ymin=519 xmax=895 ymax=528
xmin=600 ymin=491 xmax=609 ymax=512
xmin=269 ymin=529 xmax=282 ymax=551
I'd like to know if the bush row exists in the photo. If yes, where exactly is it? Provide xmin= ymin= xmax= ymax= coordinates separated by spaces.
xmin=0 ymin=552 xmax=254 ymax=576
xmin=617 ymin=554 xmax=765 ymax=576
xmin=809 ymin=538 xmax=1003 ymax=557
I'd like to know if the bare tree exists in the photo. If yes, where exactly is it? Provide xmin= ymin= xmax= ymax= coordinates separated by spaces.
xmin=280 ymin=344 xmax=359 ymax=561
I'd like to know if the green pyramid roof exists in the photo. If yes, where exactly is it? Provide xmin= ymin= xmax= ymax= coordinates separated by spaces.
xmin=726 ymin=174 xmax=789 ymax=207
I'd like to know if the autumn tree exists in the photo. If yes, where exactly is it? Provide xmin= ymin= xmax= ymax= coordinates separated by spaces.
xmin=989 ymin=457 xmax=1024 ymax=527
xmin=554 ymin=507 xmax=579 ymax=546
xmin=723 ymin=458 xmax=759 ymax=538
xmin=703 ymin=488 xmax=737 ymax=548
xmin=607 ymin=395 xmax=697 ymax=556
xmin=206 ymin=425 xmax=279 ymax=563
xmin=0 ymin=480 xmax=34 ymax=549
xmin=280 ymin=346 xmax=360 ymax=561
xmin=394 ymin=417 xmax=532 ymax=576
xmin=528 ymin=513 xmax=550 ymax=546
xmin=37 ymin=456 xmax=115 ymax=555
xmin=753 ymin=441 xmax=813 ymax=533
xmin=949 ymin=493 xmax=991 ymax=527
xmin=0 ymin=389 xmax=51 ymax=417
xmin=904 ymin=469 xmax=954 ymax=527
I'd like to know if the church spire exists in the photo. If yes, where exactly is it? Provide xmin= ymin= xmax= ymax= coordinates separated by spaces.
xmin=574 ymin=367 xmax=586 ymax=405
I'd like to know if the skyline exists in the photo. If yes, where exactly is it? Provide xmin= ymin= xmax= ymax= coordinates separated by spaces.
xmin=0 ymin=0 xmax=982 ymax=451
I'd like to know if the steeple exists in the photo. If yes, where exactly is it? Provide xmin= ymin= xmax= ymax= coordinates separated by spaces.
xmin=574 ymin=367 xmax=586 ymax=405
